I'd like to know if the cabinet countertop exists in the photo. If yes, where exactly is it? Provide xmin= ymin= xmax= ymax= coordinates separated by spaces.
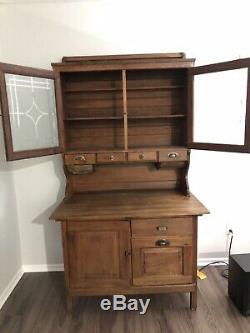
xmin=50 ymin=190 xmax=209 ymax=222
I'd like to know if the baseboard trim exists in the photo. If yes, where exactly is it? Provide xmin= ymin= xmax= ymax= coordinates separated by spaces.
xmin=198 ymin=257 xmax=228 ymax=267
xmin=0 ymin=268 xmax=24 ymax=310
xmin=22 ymin=264 xmax=64 ymax=272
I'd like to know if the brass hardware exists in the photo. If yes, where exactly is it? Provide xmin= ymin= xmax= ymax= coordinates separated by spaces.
xmin=124 ymin=250 xmax=131 ymax=257
xmin=109 ymin=155 xmax=115 ymax=161
xmin=67 ymin=164 xmax=94 ymax=175
xmin=155 ymin=239 xmax=170 ymax=247
xmin=156 ymin=226 xmax=168 ymax=231
xmin=168 ymin=152 xmax=179 ymax=158
xmin=139 ymin=153 xmax=144 ymax=160
xmin=74 ymin=155 xmax=86 ymax=161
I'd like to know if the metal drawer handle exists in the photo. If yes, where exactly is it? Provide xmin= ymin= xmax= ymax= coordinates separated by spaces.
xmin=155 ymin=239 xmax=170 ymax=247
xmin=109 ymin=155 xmax=115 ymax=161
xmin=156 ymin=226 xmax=168 ymax=231
xmin=168 ymin=152 xmax=179 ymax=158
xmin=74 ymin=155 xmax=86 ymax=161
xmin=139 ymin=153 xmax=144 ymax=160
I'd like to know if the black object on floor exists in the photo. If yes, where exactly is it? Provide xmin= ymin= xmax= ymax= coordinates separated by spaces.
xmin=229 ymin=253 xmax=250 ymax=316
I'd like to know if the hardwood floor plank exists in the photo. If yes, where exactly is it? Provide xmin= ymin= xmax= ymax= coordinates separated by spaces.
xmin=0 ymin=267 xmax=250 ymax=333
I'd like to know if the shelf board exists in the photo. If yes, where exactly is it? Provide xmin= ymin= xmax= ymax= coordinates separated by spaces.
xmin=64 ymin=85 xmax=184 ymax=93
xmin=65 ymin=146 xmax=187 ymax=153
xmin=64 ymin=114 xmax=185 ymax=121
xmin=64 ymin=116 xmax=123 ymax=121
xmin=65 ymin=87 xmax=122 ymax=93
xmin=128 ymin=114 xmax=185 ymax=120
xmin=127 ymin=85 xmax=184 ymax=91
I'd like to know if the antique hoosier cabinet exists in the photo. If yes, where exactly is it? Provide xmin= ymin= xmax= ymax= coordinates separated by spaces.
xmin=1 ymin=53 xmax=250 ymax=310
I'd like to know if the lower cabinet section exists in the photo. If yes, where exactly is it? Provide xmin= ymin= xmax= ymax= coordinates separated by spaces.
xmin=132 ymin=237 xmax=193 ymax=286
xmin=67 ymin=221 xmax=132 ymax=289
xmin=63 ymin=217 xmax=196 ymax=296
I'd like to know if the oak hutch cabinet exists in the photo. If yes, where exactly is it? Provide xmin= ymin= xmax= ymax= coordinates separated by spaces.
xmin=1 ymin=53 xmax=250 ymax=310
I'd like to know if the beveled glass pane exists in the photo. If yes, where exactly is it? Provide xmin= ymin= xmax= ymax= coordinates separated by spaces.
xmin=193 ymin=68 xmax=248 ymax=145
xmin=5 ymin=74 xmax=59 ymax=152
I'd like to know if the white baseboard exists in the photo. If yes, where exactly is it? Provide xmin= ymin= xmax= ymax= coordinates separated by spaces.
xmin=198 ymin=257 xmax=228 ymax=267
xmin=0 ymin=268 xmax=24 ymax=310
xmin=0 ymin=258 xmax=228 ymax=311
xmin=22 ymin=259 xmax=227 ymax=273
xmin=22 ymin=264 xmax=64 ymax=272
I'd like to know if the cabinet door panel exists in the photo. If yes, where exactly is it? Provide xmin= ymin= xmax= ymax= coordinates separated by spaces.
xmin=143 ymin=248 xmax=182 ymax=275
xmin=188 ymin=58 xmax=250 ymax=153
xmin=0 ymin=63 xmax=63 ymax=160
xmin=132 ymin=237 xmax=193 ymax=286
xmin=67 ymin=221 xmax=131 ymax=289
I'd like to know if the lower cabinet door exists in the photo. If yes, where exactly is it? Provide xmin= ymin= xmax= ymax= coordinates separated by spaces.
xmin=132 ymin=237 xmax=193 ymax=286
xmin=67 ymin=221 xmax=132 ymax=289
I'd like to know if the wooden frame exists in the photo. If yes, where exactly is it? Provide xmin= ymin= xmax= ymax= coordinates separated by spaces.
xmin=0 ymin=62 xmax=63 ymax=161
xmin=187 ymin=58 xmax=250 ymax=153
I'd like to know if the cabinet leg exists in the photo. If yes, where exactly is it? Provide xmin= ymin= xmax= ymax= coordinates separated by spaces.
xmin=190 ymin=288 xmax=197 ymax=311
xmin=66 ymin=294 xmax=73 ymax=312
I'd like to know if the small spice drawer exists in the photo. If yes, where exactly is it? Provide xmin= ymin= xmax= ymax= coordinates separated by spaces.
xmin=131 ymin=218 xmax=193 ymax=237
xmin=128 ymin=151 xmax=157 ymax=162
xmin=97 ymin=152 xmax=126 ymax=163
xmin=159 ymin=148 xmax=188 ymax=162
xmin=64 ymin=153 xmax=96 ymax=165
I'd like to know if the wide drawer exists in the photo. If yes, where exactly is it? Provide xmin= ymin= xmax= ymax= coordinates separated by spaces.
xmin=131 ymin=218 xmax=193 ymax=237
xmin=64 ymin=153 xmax=96 ymax=165
xmin=159 ymin=148 xmax=188 ymax=162
xmin=128 ymin=151 xmax=157 ymax=162
xmin=97 ymin=152 xmax=126 ymax=163
xmin=132 ymin=235 xmax=192 ymax=248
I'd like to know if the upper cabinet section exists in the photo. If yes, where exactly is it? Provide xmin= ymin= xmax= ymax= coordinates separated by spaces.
xmin=188 ymin=58 xmax=250 ymax=153
xmin=3 ymin=53 xmax=250 ymax=162
xmin=0 ymin=63 xmax=63 ymax=161
xmin=52 ymin=53 xmax=194 ymax=155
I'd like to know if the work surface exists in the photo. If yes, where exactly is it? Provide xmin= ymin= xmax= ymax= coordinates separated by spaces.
xmin=50 ymin=190 xmax=209 ymax=221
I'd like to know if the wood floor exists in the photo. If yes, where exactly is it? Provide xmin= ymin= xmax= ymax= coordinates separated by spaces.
xmin=0 ymin=267 xmax=249 ymax=333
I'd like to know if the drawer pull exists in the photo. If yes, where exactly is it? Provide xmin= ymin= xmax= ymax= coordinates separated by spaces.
xmin=109 ymin=155 xmax=115 ymax=161
xmin=155 ymin=239 xmax=170 ymax=247
xmin=139 ymin=153 xmax=144 ymax=160
xmin=74 ymin=155 xmax=86 ymax=161
xmin=156 ymin=226 xmax=168 ymax=231
xmin=124 ymin=250 xmax=131 ymax=257
xmin=168 ymin=152 xmax=179 ymax=158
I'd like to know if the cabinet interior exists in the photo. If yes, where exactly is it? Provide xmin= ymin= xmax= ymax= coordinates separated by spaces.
xmin=62 ymin=68 xmax=187 ymax=151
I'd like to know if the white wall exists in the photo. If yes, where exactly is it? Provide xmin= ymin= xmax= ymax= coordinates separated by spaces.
xmin=0 ymin=0 xmax=250 ymax=275
xmin=0 ymin=119 xmax=22 ymax=305
xmin=0 ymin=37 xmax=22 ymax=306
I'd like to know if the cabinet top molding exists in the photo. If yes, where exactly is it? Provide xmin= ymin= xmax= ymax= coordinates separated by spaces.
xmin=52 ymin=53 xmax=195 ymax=72
xmin=61 ymin=52 xmax=188 ymax=62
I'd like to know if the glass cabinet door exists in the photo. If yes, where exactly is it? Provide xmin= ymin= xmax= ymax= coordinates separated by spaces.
xmin=0 ymin=63 xmax=63 ymax=160
xmin=188 ymin=58 xmax=250 ymax=153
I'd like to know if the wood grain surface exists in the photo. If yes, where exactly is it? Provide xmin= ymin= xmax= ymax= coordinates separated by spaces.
xmin=50 ymin=190 xmax=209 ymax=221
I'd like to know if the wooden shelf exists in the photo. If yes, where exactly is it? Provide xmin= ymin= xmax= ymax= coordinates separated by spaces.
xmin=65 ymin=87 xmax=122 ymax=93
xmin=128 ymin=114 xmax=185 ymax=120
xmin=64 ymin=116 xmax=123 ymax=121
xmin=127 ymin=85 xmax=184 ymax=91
xmin=64 ymin=114 xmax=185 ymax=121
xmin=64 ymin=146 xmax=187 ymax=153
xmin=64 ymin=85 xmax=184 ymax=93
